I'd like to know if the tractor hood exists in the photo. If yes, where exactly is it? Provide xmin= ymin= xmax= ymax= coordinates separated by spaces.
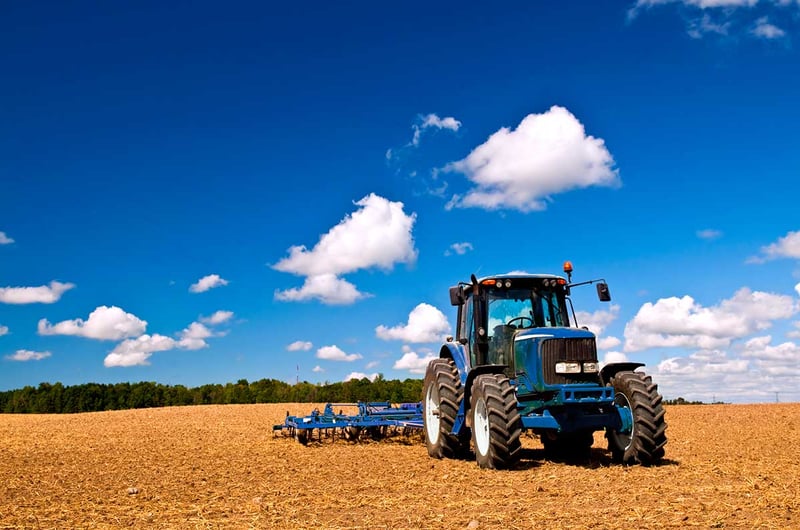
xmin=513 ymin=326 xmax=596 ymax=342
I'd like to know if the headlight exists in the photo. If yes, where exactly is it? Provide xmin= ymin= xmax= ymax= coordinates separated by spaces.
xmin=582 ymin=362 xmax=599 ymax=373
xmin=555 ymin=362 xmax=581 ymax=374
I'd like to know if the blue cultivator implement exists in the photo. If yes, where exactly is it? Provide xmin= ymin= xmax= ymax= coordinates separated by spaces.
xmin=273 ymin=401 xmax=423 ymax=445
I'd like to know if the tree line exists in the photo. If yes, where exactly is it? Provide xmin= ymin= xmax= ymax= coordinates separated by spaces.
xmin=0 ymin=376 xmax=424 ymax=414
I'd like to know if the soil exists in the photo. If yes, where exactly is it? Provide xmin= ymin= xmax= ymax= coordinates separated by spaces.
xmin=1 ymin=403 xmax=798 ymax=529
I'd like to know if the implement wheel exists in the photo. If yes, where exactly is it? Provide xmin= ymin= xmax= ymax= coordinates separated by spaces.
xmin=423 ymin=359 xmax=468 ymax=458
xmin=470 ymin=374 xmax=522 ymax=469
xmin=607 ymin=371 xmax=667 ymax=465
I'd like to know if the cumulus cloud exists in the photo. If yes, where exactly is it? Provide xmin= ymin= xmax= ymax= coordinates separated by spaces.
xmin=273 ymin=194 xmax=417 ymax=305
xmin=316 ymin=345 xmax=362 ymax=362
xmin=274 ymin=274 xmax=367 ymax=305
xmin=576 ymin=305 xmax=621 ymax=350
xmin=344 ymin=372 xmax=380 ymax=382
xmin=189 ymin=274 xmax=229 ymax=293
xmin=624 ymin=288 xmax=797 ymax=352
xmin=0 ymin=324 xmax=8 ymax=336
xmin=6 ymin=349 xmax=51 ymax=361
xmin=104 ymin=334 xmax=177 ymax=367
xmin=0 ymin=281 xmax=75 ymax=304
xmin=597 ymin=336 xmax=622 ymax=350
xmin=376 ymin=303 xmax=451 ymax=343
xmin=393 ymin=347 xmax=436 ymax=374
xmin=697 ymin=228 xmax=723 ymax=240
xmin=445 ymin=242 xmax=473 ymax=256
xmin=602 ymin=351 xmax=629 ymax=365
xmin=0 ymin=231 xmax=13 ymax=244
xmin=749 ymin=230 xmax=800 ymax=263
xmin=576 ymin=305 xmax=620 ymax=336
xmin=177 ymin=322 xmax=215 ymax=350
xmin=312 ymin=365 xmax=325 ymax=373
xmin=200 ymin=310 xmax=234 ymax=325
xmin=444 ymin=106 xmax=619 ymax=212
xmin=410 ymin=113 xmax=462 ymax=147
xmin=287 ymin=340 xmax=313 ymax=352
xmin=365 ymin=360 xmax=380 ymax=369
xmin=38 ymin=306 xmax=147 ymax=340
xmin=796 ymin=283 xmax=800 ymax=297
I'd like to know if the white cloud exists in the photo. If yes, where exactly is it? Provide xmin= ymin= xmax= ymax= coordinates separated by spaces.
xmin=411 ymin=113 xmax=462 ymax=147
xmin=366 ymin=360 xmax=380 ymax=369
xmin=376 ymin=303 xmax=451 ymax=343
xmin=6 ymin=349 xmax=51 ymax=362
xmin=789 ymin=322 xmax=800 ymax=339
xmin=697 ymin=228 xmax=723 ymax=240
xmin=445 ymin=242 xmax=473 ymax=256
xmin=602 ymin=351 xmax=629 ymax=365
xmin=0 ymin=324 xmax=8 ymax=336
xmin=796 ymin=283 xmax=800 ymax=297
xmin=287 ymin=340 xmax=313 ymax=352
xmin=0 ymin=281 xmax=75 ymax=304
xmin=624 ymin=288 xmax=797 ymax=351
xmin=576 ymin=305 xmax=621 ymax=351
xmin=344 ymin=372 xmax=380 ymax=382
xmin=444 ymin=106 xmax=619 ymax=212
xmin=189 ymin=274 xmax=229 ymax=293
xmin=316 ymin=345 xmax=362 ymax=362
xmin=200 ymin=310 xmax=234 ymax=325
xmin=312 ymin=365 xmax=325 ymax=373
xmin=751 ymin=16 xmax=786 ymax=38
xmin=597 ymin=336 xmax=622 ymax=350
xmin=393 ymin=349 xmax=436 ymax=374
xmin=38 ymin=305 xmax=147 ymax=340
xmin=0 ymin=231 xmax=14 ymax=244
xmin=749 ymin=230 xmax=800 ymax=263
xmin=576 ymin=305 xmax=620 ymax=336
xmin=104 ymin=334 xmax=177 ymax=367
xmin=273 ymin=194 xmax=417 ymax=305
xmin=275 ymin=274 xmax=367 ymax=305
xmin=177 ymin=322 xmax=214 ymax=350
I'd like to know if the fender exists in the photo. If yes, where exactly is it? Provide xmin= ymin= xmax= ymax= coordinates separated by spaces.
xmin=600 ymin=362 xmax=645 ymax=386
xmin=440 ymin=342 xmax=468 ymax=384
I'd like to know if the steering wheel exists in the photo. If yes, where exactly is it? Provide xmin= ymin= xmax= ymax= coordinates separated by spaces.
xmin=507 ymin=316 xmax=533 ymax=329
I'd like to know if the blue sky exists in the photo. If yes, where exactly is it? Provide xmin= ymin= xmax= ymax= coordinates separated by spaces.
xmin=2 ymin=1 xmax=800 ymax=403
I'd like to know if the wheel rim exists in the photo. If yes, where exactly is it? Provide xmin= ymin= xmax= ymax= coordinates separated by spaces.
xmin=425 ymin=383 xmax=440 ymax=443
xmin=611 ymin=391 xmax=634 ymax=450
xmin=474 ymin=397 xmax=490 ymax=457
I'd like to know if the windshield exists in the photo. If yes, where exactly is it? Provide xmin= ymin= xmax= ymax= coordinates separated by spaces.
xmin=487 ymin=287 xmax=567 ymax=330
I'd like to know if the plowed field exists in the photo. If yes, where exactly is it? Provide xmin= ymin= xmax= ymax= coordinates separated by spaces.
xmin=1 ymin=403 xmax=798 ymax=529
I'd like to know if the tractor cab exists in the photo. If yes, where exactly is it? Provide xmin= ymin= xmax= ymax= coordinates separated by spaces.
xmin=450 ymin=274 xmax=572 ymax=374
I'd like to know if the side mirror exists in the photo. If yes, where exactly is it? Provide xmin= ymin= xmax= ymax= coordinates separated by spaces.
xmin=596 ymin=282 xmax=611 ymax=302
xmin=449 ymin=286 xmax=465 ymax=306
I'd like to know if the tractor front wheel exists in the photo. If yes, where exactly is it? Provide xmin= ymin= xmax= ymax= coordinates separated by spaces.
xmin=470 ymin=374 xmax=522 ymax=469
xmin=607 ymin=371 xmax=667 ymax=465
xmin=423 ymin=359 xmax=468 ymax=458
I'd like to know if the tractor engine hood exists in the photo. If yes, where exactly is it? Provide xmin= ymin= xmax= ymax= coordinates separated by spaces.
xmin=513 ymin=326 xmax=596 ymax=342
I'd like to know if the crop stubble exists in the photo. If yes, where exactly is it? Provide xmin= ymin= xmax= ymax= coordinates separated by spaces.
xmin=1 ymin=403 xmax=798 ymax=529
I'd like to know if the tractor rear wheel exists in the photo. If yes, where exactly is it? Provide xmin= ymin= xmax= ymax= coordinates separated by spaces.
xmin=470 ymin=374 xmax=522 ymax=469
xmin=423 ymin=359 xmax=468 ymax=459
xmin=607 ymin=371 xmax=667 ymax=465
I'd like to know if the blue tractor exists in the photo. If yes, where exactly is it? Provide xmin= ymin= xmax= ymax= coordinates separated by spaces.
xmin=423 ymin=263 xmax=667 ymax=469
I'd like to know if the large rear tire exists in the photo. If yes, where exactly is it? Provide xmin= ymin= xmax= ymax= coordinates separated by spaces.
xmin=607 ymin=371 xmax=667 ymax=465
xmin=470 ymin=374 xmax=522 ymax=469
xmin=423 ymin=359 xmax=468 ymax=458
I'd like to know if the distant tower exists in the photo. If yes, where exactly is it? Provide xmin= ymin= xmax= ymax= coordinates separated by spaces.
xmin=296 ymin=364 xmax=299 ymax=385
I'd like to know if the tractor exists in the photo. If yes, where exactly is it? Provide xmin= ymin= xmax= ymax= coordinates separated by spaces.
xmin=423 ymin=263 xmax=667 ymax=469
